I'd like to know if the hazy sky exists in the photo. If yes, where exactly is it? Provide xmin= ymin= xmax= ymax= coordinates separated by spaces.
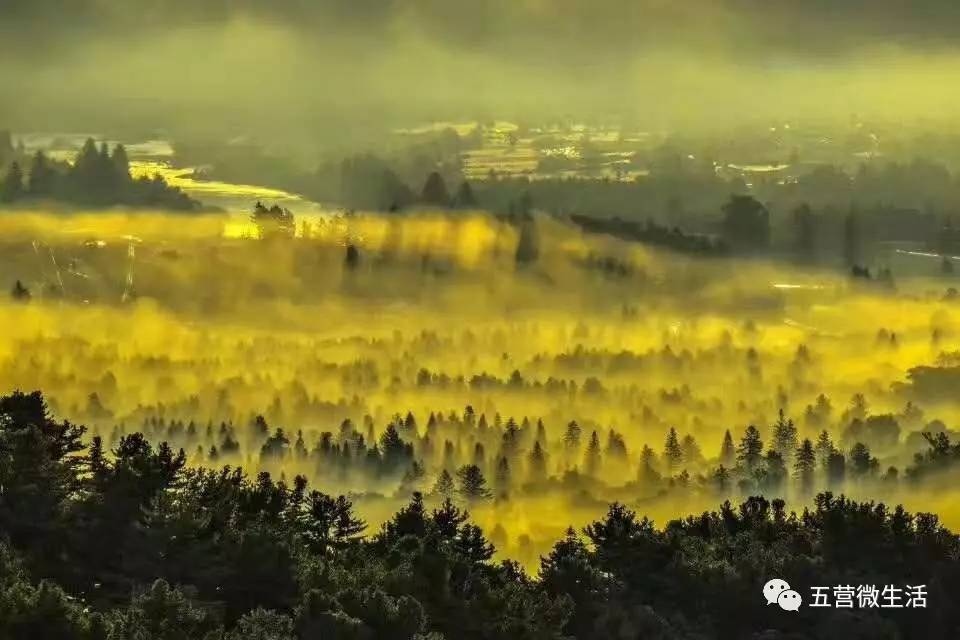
xmin=2 ymin=1 xmax=959 ymax=136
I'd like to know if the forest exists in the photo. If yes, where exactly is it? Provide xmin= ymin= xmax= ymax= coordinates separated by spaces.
xmin=1 ymin=389 xmax=958 ymax=639
xmin=6 ymin=0 xmax=960 ymax=637
xmin=0 ymin=135 xmax=199 ymax=211
xmin=1 ymin=196 xmax=960 ymax=639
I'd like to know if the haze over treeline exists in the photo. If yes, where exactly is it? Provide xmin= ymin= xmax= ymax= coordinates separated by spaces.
xmin=4 ymin=1 xmax=960 ymax=139
xmin=4 ymin=3 xmax=960 ymax=638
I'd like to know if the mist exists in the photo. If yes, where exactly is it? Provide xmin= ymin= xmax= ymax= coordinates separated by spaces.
xmin=5 ymin=1 xmax=960 ymax=141
xmin=3 ymin=5 xmax=960 ymax=637
xmin=2 ymin=206 xmax=959 ymax=568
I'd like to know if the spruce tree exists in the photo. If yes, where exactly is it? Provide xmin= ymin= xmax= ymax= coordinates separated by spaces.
xmin=663 ymin=427 xmax=683 ymax=471
xmin=455 ymin=464 xmax=491 ymax=501
xmin=737 ymin=425 xmax=764 ymax=472
xmin=1 ymin=161 xmax=24 ymax=202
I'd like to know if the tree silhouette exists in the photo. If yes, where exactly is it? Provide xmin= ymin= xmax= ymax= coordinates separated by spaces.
xmin=432 ymin=469 xmax=454 ymax=498
xmin=663 ymin=427 xmax=682 ymax=471
xmin=420 ymin=172 xmax=450 ymax=207
xmin=721 ymin=195 xmax=769 ymax=250
xmin=771 ymin=410 xmax=797 ymax=462
xmin=1 ymin=161 xmax=23 ymax=202
xmin=794 ymin=438 xmax=816 ymax=494
xmin=737 ymin=425 xmax=763 ymax=472
xmin=27 ymin=151 xmax=57 ymax=196
xmin=10 ymin=280 xmax=30 ymax=301
xmin=527 ymin=441 xmax=547 ymax=481
xmin=251 ymin=202 xmax=296 ymax=240
xmin=514 ymin=217 xmax=540 ymax=266
xmin=563 ymin=420 xmax=582 ymax=452
xmin=344 ymin=244 xmax=361 ymax=271
xmin=454 ymin=181 xmax=477 ymax=208
xmin=719 ymin=429 xmax=735 ymax=467
xmin=455 ymin=464 xmax=491 ymax=500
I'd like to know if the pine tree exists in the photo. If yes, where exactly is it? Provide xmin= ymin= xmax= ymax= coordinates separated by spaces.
xmin=680 ymin=434 xmax=702 ymax=465
xmin=515 ymin=218 xmax=540 ymax=266
xmin=772 ymin=409 xmax=798 ymax=462
xmin=421 ymin=171 xmax=450 ymax=207
xmin=294 ymin=430 xmax=308 ymax=459
xmin=401 ymin=412 xmax=418 ymax=439
xmin=473 ymin=442 xmax=486 ymax=467
xmin=720 ymin=429 xmax=735 ymax=467
xmin=344 ymin=244 xmax=361 ymax=271
xmin=333 ymin=495 xmax=366 ymax=543
xmin=563 ymin=420 xmax=582 ymax=451
xmin=10 ymin=280 xmax=30 ymax=302
xmin=260 ymin=428 xmax=290 ymax=459
xmin=111 ymin=144 xmax=130 ymax=179
xmin=379 ymin=423 xmax=408 ymax=469
xmin=826 ymin=450 xmax=846 ymax=486
xmin=454 ymin=181 xmax=477 ymax=208
xmin=849 ymin=442 xmax=878 ymax=478
xmin=535 ymin=418 xmax=547 ymax=446
xmin=527 ymin=441 xmax=547 ymax=480
xmin=815 ymin=429 xmax=834 ymax=467
xmin=794 ymin=438 xmax=816 ymax=494
xmin=1 ymin=161 xmax=24 ymax=202
xmin=762 ymin=450 xmax=787 ymax=494
xmin=455 ymin=464 xmax=491 ymax=501
xmin=432 ymin=469 xmax=454 ymax=498
xmin=502 ymin=417 xmax=520 ymax=454
xmin=494 ymin=456 xmax=511 ymax=497
xmin=663 ymin=427 xmax=683 ymax=471
xmin=638 ymin=444 xmax=661 ymax=483
xmin=28 ymin=150 xmax=57 ymax=196
xmin=737 ymin=425 xmax=764 ymax=472
xmin=584 ymin=431 xmax=602 ymax=476
xmin=605 ymin=430 xmax=628 ymax=460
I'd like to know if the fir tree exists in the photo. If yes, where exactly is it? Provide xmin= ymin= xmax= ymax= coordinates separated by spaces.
xmin=737 ymin=425 xmax=764 ymax=472
xmin=584 ymin=431 xmax=602 ymax=476
xmin=421 ymin=172 xmax=450 ymax=207
xmin=720 ymin=429 xmax=735 ymax=467
xmin=432 ymin=469 xmax=454 ymax=498
xmin=663 ymin=427 xmax=683 ymax=471
xmin=455 ymin=464 xmax=491 ymax=501
xmin=794 ymin=438 xmax=816 ymax=494
xmin=772 ymin=410 xmax=798 ymax=463
xmin=527 ymin=441 xmax=547 ymax=480
xmin=1 ymin=161 xmax=24 ymax=202
xmin=10 ymin=280 xmax=30 ymax=302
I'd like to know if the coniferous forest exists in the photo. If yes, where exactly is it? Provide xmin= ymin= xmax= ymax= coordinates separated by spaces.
xmin=1 ymin=389 xmax=959 ymax=640
xmin=8 ymin=2 xmax=960 ymax=639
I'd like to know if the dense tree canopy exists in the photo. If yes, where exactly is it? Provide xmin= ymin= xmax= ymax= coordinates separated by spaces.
xmin=0 ymin=390 xmax=959 ymax=639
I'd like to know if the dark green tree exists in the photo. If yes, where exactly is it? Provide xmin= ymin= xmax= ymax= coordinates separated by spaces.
xmin=455 ymin=464 xmax=491 ymax=501
xmin=794 ymin=438 xmax=816 ymax=494
xmin=719 ymin=429 xmax=735 ymax=467
xmin=27 ymin=151 xmax=57 ymax=196
xmin=1 ymin=161 xmax=24 ymax=202
xmin=736 ymin=425 xmax=764 ymax=472
xmin=421 ymin=172 xmax=450 ymax=207
xmin=10 ymin=280 xmax=30 ymax=301
xmin=721 ymin=195 xmax=770 ymax=250
xmin=454 ymin=181 xmax=477 ymax=207
xmin=663 ymin=427 xmax=682 ymax=471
